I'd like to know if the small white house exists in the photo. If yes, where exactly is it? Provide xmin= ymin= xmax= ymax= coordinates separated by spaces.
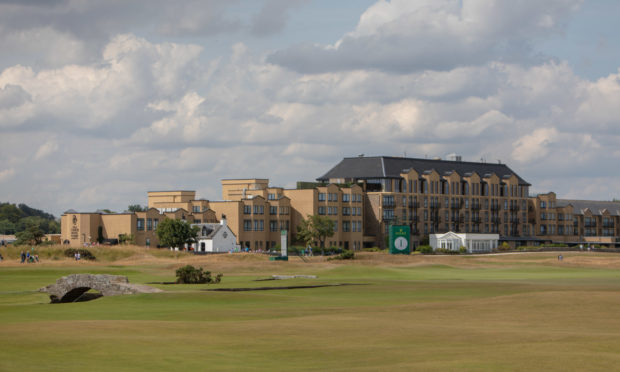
xmin=190 ymin=218 xmax=238 ymax=253
xmin=430 ymin=232 xmax=499 ymax=253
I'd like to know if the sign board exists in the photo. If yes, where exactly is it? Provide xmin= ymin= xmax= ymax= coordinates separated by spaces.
xmin=389 ymin=225 xmax=411 ymax=254
xmin=280 ymin=230 xmax=288 ymax=257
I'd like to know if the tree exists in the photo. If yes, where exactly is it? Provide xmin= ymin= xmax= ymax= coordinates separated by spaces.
xmin=296 ymin=215 xmax=335 ymax=255
xmin=14 ymin=225 xmax=45 ymax=245
xmin=156 ymin=218 xmax=199 ymax=250
xmin=128 ymin=204 xmax=147 ymax=212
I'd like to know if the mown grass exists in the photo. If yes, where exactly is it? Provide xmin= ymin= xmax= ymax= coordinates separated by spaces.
xmin=1 ymin=251 xmax=620 ymax=371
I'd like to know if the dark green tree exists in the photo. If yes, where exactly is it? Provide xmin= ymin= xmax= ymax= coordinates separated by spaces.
xmin=156 ymin=218 xmax=199 ymax=250
xmin=296 ymin=215 xmax=335 ymax=255
xmin=14 ymin=225 xmax=45 ymax=245
xmin=127 ymin=204 xmax=147 ymax=212
xmin=0 ymin=219 xmax=15 ymax=235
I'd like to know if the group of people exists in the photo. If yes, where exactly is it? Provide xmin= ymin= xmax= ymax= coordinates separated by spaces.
xmin=20 ymin=251 xmax=39 ymax=263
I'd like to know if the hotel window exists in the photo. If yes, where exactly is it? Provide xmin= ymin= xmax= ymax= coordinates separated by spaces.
xmin=270 ymin=220 xmax=278 ymax=232
xmin=279 ymin=206 xmax=289 ymax=215
xmin=318 ymin=206 xmax=326 ymax=215
xmin=333 ymin=221 xmax=338 ymax=232
xmin=244 ymin=220 xmax=252 ymax=231
xmin=318 ymin=193 xmax=326 ymax=201
xmin=153 ymin=219 xmax=159 ymax=229
xmin=253 ymin=205 xmax=264 ymax=214
xmin=343 ymin=221 xmax=350 ymax=232
xmin=343 ymin=194 xmax=350 ymax=202
xmin=268 ymin=193 xmax=276 ymax=200
xmin=192 ymin=206 xmax=200 ymax=213
xmin=270 ymin=206 xmax=277 ymax=215
xmin=504 ymin=200 xmax=508 ymax=210
xmin=342 ymin=207 xmax=350 ymax=216
xmin=137 ymin=218 xmax=145 ymax=231
xmin=253 ymin=220 xmax=264 ymax=231
xmin=147 ymin=218 xmax=152 ymax=231
xmin=244 ymin=205 xmax=251 ymax=214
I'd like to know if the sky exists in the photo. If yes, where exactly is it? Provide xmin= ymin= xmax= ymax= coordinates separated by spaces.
xmin=1 ymin=0 xmax=619 ymax=217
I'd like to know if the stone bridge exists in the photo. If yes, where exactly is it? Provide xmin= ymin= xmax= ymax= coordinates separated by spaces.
xmin=40 ymin=274 xmax=162 ymax=303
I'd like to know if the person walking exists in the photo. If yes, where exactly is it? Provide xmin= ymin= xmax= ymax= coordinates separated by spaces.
xmin=20 ymin=251 xmax=26 ymax=263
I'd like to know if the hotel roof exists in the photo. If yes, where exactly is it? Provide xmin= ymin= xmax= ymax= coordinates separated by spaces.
xmin=317 ymin=156 xmax=530 ymax=185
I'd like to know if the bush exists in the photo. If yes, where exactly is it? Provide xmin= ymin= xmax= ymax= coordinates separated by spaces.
xmin=498 ymin=242 xmax=511 ymax=251
xmin=435 ymin=248 xmax=460 ymax=255
xmin=459 ymin=246 xmax=467 ymax=254
xmin=417 ymin=245 xmax=433 ymax=254
xmin=335 ymin=250 xmax=355 ymax=260
xmin=63 ymin=248 xmax=96 ymax=260
xmin=175 ymin=265 xmax=223 ymax=284
xmin=362 ymin=247 xmax=383 ymax=252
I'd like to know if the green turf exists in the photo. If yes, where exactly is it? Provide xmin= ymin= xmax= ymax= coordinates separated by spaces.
xmin=1 ymin=253 xmax=620 ymax=371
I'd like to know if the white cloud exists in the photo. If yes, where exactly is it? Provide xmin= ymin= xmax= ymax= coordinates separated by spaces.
xmin=268 ymin=0 xmax=582 ymax=73
xmin=0 ymin=168 xmax=15 ymax=182
xmin=34 ymin=139 xmax=59 ymax=160
xmin=512 ymin=127 xmax=559 ymax=164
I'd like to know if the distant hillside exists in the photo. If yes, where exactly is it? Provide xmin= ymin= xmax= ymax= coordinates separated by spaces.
xmin=0 ymin=202 xmax=60 ymax=235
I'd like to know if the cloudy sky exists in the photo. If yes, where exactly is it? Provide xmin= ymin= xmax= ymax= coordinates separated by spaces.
xmin=1 ymin=0 xmax=619 ymax=217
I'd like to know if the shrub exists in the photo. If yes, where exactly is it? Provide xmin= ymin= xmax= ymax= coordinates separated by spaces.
xmin=435 ymin=248 xmax=460 ymax=255
xmin=175 ymin=265 xmax=223 ymax=284
xmin=498 ymin=242 xmax=511 ymax=251
xmin=459 ymin=246 xmax=467 ymax=254
xmin=417 ymin=245 xmax=433 ymax=254
xmin=362 ymin=247 xmax=383 ymax=252
xmin=330 ymin=249 xmax=355 ymax=260
xmin=63 ymin=248 xmax=96 ymax=260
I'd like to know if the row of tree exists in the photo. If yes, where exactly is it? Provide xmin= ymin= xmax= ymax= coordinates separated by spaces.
xmin=0 ymin=202 xmax=60 ymax=235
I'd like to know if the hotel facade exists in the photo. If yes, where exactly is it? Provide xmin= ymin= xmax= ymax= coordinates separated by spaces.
xmin=61 ymin=156 xmax=620 ymax=249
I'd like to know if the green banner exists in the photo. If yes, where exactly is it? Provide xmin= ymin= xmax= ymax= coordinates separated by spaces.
xmin=389 ymin=225 xmax=410 ymax=254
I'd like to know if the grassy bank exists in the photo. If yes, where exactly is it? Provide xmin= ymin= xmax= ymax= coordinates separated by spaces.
xmin=1 ymin=251 xmax=620 ymax=371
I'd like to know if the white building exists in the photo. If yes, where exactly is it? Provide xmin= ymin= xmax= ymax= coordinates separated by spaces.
xmin=430 ymin=232 xmax=499 ymax=253
xmin=190 ymin=218 xmax=238 ymax=253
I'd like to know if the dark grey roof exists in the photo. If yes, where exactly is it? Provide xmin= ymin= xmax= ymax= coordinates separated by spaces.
xmin=317 ymin=156 xmax=530 ymax=185
xmin=556 ymin=199 xmax=620 ymax=216
xmin=193 ymin=223 xmax=222 ymax=239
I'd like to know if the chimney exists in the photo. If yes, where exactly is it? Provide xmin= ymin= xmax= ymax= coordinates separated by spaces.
xmin=220 ymin=214 xmax=227 ymax=226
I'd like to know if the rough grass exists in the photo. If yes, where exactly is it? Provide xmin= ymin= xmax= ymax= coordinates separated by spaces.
xmin=1 ymin=250 xmax=620 ymax=371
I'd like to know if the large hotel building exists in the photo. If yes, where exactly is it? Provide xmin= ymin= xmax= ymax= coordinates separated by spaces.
xmin=61 ymin=155 xmax=620 ymax=249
